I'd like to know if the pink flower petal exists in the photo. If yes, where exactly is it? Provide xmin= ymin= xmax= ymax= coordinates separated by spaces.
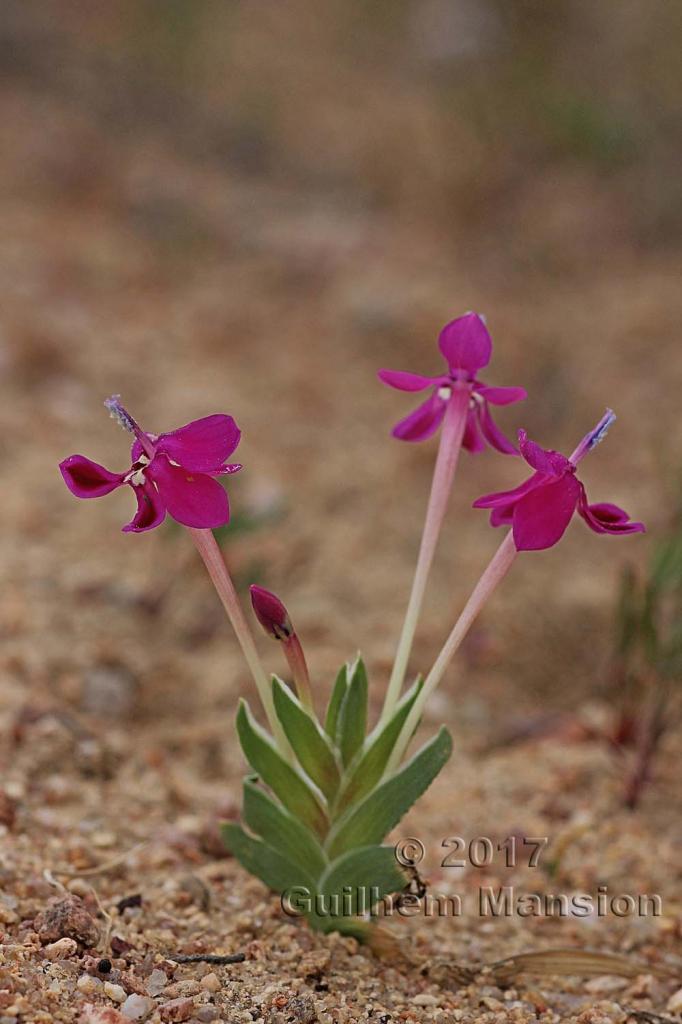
xmin=477 ymin=402 xmax=518 ymax=455
xmin=377 ymin=369 xmax=437 ymax=392
xmin=130 ymin=438 xmax=152 ymax=463
xmin=122 ymin=480 xmax=166 ymax=533
xmin=438 ymin=312 xmax=492 ymax=373
xmin=150 ymin=455 xmax=230 ymax=528
xmin=518 ymin=430 xmax=571 ymax=476
xmin=491 ymin=505 xmax=514 ymax=526
xmin=577 ymin=485 xmax=645 ymax=536
xmin=59 ymin=455 xmax=124 ymax=498
xmin=206 ymin=463 xmax=242 ymax=478
xmin=473 ymin=471 xmax=545 ymax=510
xmin=155 ymin=415 xmax=241 ymax=473
xmin=513 ymin=474 xmax=580 ymax=551
xmin=461 ymin=407 xmax=486 ymax=453
xmin=392 ymin=392 xmax=447 ymax=442
xmin=476 ymin=384 xmax=527 ymax=406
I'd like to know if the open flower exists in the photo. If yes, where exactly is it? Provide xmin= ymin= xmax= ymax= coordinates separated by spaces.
xmin=473 ymin=412 xmax=645 ymax=551
xmin=378 ymin=312 xmax=526 ymax=451
xmin=60 ymin=397 xmax=241 ymax=533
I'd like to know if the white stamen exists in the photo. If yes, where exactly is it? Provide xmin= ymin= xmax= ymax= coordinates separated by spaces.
xmin=129 ymin=467 xmax=147 ymax=487
xmin=437 ymin=386 xmax=452 ymax=400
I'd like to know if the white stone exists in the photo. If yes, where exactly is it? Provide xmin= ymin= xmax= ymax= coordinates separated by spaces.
xmin=146 ymin=968 xmax=168 ymax=996
xmin=104 ymin=981 xmax=128 ymax=1003
xmin=77 ymin=975 xmax=104 ymax=996
xmin=43 ymin=937 xmax=78 ymax=960
xmin=121 ymin=993 xmax=156 ymax=1020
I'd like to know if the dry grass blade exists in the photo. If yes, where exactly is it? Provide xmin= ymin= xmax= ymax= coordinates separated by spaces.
xmin=488 ymin=949 xmax=675 ymax=983
xmin=52 ymin=843 xmax=148 ymax=878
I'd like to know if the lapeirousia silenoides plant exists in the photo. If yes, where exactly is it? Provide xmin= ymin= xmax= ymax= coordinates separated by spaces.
xmin=60 ymin=312 xmax=644 ymax=942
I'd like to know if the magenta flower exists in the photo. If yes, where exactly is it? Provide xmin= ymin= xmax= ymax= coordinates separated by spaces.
xmin=378 ymin=312 xmax=526 ymax=451
xmin=473 ymin=411 xmax=645 ymax=551
xmin=60 ymin=396 xmax=241 ymax=533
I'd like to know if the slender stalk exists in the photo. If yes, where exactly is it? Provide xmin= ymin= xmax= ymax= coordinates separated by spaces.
xmin=188 ymin=528 xmax=292 ymax=760
xmin=282 ymin=633 xmax=315 ymax=714
xmin=380 ymin=385 xmax=470 ymax=724
xmin=386 ymin=531 xmax=517 ymax=772
xmin=384 ymin=411 xmax=616 ymax=770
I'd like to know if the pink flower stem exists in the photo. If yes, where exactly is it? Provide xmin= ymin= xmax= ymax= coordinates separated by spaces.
xmin=386 ymin=530 xmax=517 ymax=772
xmin=282 ymin=634 xmax=315 ymax=714
xmin=380 ymin=384 xmax=470 ymax=724
xmin=188 ymin=527 xmax=293 ymax=760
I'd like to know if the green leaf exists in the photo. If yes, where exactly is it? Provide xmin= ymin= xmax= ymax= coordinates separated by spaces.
xmin=309 ymin=845 xmax=407 ymax=933
xmin=651 ymin=532 xmax=682 ymax=591
xmin=272 ymin=677 xmax=341 ymax=800
xmin=318 ymin=845 xmax=408 ymax=919
xmin=336 ymin=656 xmax=368 ymax=767
xmin=615 ymin=564 xmax=640 ymax=660
xmin=335 ymin=678 xmax=423 ymax=812
xmin=242 ymin=778 xmax=327 ymax=879
xmin=236 ymin=700 xmax=329 ymax=838
xmin=221 ymin=822 xmax=316 ymax=894
xmin=326 ymin=726 xmax=453 ymax=858
xmin=325 ymin=665 xmax=348 ymax=741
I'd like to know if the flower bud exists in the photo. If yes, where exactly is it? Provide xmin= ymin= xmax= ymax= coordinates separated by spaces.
xmin=249 ymin=585 xmax=293 ymax=641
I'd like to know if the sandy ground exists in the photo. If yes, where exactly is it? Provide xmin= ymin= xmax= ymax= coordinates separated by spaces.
xmin=1 ymin=4 xmax=681 ymax=1022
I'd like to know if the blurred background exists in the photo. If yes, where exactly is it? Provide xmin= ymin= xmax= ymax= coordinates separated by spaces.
xmin=1 ymin=0 xmax=680 ymax=796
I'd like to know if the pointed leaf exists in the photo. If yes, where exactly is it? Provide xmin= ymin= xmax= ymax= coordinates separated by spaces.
xmin=242 ymin=778 xmax=327 ymax=879
xmin=326 ymin=727 xmax=452 ymax=858
xmin=308 ymin=845 xmax=407 ymax=933
xmin=325 ymin=665 xmax=348 ymax=741
xmin=336 ymin=678 xmax=423 ymax=812
xmin=337 ymin=656 xmax=368 ymax=767
xmin=221 ymin=822 xmax=316 ymax=893
xmin=320 ymin=845 xmax=408 ymax=915
xmin=236 ymin=700 xmax=328 ymax=838
xmin=272 ymin=677 xmax=341 ymax=800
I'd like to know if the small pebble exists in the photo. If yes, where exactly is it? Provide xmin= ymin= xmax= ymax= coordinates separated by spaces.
xmin=287 ymin=995 xmax=317 ymax=1022
xmin=159 ymin=997 xmax=195 ymax=1023
xmin=200 ymin=973 xmax=221 ymax=993
xmin=79 ymin=1005 xmax=129 ymax=1024
xmin=196 ymin=1009 xmax=220 ymax=1024
xmin=121 ymin=994 xmax=156 ymax=1021
xmin=162 ymin=980 xmax=200 ymax=998
xmin=480 ymin=996 xmax=506 ymax=1010
xmin=43 ymin=937 xmax=78 ymax=960
xmin=34 ymin=894 xmax=100 ymax=946
xmin=0 ymin=905 xmax=18 ymax=925
xmin=146 ymin=969 xmax=168 ymax=996
xmin=77 ymin=975 xmax=104 ymax=997
xmin=411 ymin=993 xmax=439 ymax=1006
xmin=104 ymin=981 xmax=127 ymax=1003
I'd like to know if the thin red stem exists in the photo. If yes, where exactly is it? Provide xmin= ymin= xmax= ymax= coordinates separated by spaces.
xmin=380 ymin=385 xmax=470 ymax=723
xmin=188 ymin=528 xmax=292 ymax=760
xmin=283 ymin=634 xmax=315 ymax=713
xmin=386 ymin=531 xmax=517 ymax=771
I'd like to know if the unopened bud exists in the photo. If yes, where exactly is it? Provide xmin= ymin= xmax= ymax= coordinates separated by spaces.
xmin=249 ymin=585 xmax=293 ymax=641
